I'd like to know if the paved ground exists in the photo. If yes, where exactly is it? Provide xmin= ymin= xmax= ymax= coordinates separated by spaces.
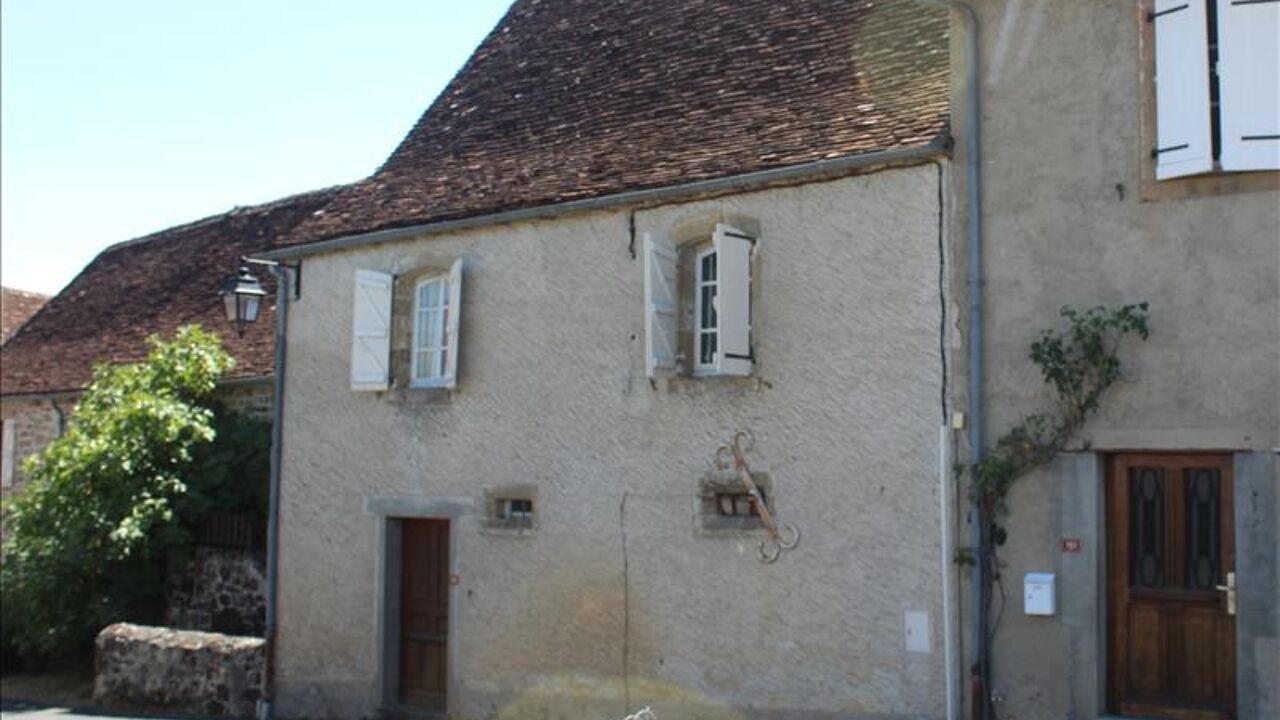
xmin=1 ymin=699 xmax=184 ymax=720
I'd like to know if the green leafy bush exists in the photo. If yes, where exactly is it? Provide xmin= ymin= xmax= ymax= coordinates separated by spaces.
xmin=1 ymin=326 xmax=236 ymax=661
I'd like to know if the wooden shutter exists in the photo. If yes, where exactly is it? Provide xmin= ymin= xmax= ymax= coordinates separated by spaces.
xmin=713 ymin=223 xmax=753 ymax=377
xmin=351 ymin=269 xmax=393 ymax=391
xmin=1153 ymin=0 xmax=1213 ymax=179
xmin=644 ymin=232 xmax=678 ymax=377
xmin=444 ymin=258 xmax=463 ymax=390
xmin=1217 ymin=0 xmax=1280 ymax=171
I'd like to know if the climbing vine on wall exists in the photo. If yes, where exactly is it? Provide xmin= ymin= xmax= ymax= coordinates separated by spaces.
xmin=962 ymin=303 xmax=1150 ymax=717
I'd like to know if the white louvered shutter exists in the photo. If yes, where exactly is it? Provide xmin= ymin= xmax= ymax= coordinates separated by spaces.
xmin=1153 ymin=0 xmax=1214 ymax=179
xmin=351 ymin=269 xmax=393 ymax=391
xmin=644 ymin=233 xmax=679 ymax=377
xmin=1218 ymin=0 xmax=1280 ymax=171
xmin=713 ymin=223 xmax=754 ymax=377
xmin=444 ymin=258 xmax=463 ymax=390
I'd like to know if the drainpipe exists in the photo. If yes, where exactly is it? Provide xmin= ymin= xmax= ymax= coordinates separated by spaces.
xmin=911 ymin=2 xmax=984 ymax=719
xmin=259 ymin=263 xmax=291 ymax=720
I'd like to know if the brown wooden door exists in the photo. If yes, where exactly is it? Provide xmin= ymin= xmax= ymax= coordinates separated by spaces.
xmin=1107 ymin=454 xmax=1235 ymax=719
xmin=400 ymin=518 xmax=450 ymax=711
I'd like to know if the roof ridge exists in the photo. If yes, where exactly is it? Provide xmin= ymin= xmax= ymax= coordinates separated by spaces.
xmin=100 ymin=184 xmax=345 ymax=256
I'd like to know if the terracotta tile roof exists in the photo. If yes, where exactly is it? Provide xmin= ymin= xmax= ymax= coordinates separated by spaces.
xmin=1 ymin=288 xmax=50 ymax=344
xmin=283 ymin=0 xmax=950 ymax=248
xmin=0 ymin=188 xmax=341 ymax=397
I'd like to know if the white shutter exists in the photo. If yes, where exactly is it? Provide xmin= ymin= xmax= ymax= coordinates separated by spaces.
xmin=1 ymin=421 xmax=15 ymax=488
xmin=644 ymin=232 xmax=678 ymax=377
xmin=351 ymin=269 xmax=392 ymax=391
xmin=1218 ymin=0 xmax=1280 ymax=171
xmin=444 ymin=258 xmax=463 ymax=390
xmin=713 ymin=223 xmax=753 ymax=377
xmin=1153 ymin=0 xmax=1214 ymax=179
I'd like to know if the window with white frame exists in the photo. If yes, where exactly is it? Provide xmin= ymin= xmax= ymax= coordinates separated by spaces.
xmin=1151 ymin=0 xmax=1279 ymax=179
xmin=350 ymin=258 xmax=464 ymax=392
xmin=645 ymin=222 xmax=755 ymax=378
xmin=694 ymin=247 xmax=719 ymax=371
xmin=411 ymin=275 xmax=451 ymax=387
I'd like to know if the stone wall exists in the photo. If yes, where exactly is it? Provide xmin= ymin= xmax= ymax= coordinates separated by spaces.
xmin=166 ymin=546 xmax=266 ymax=636
xmin=94 ymin=623 xmax=264 ymax=717
xmin=216 ymin=382 xmax=274 ymax=419
xmin=0 ymin=396 xmax=66 ymax=500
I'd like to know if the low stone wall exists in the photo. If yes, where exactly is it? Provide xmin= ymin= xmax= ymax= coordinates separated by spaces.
xmin=166 ymin=545 xmax=266 ymax=636
xmin=94 ymin=623 xmax=264 ymax=717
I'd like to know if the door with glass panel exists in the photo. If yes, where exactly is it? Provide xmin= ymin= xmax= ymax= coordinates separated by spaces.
xmin=1107 ymin=454 xmax=1235 ymax=719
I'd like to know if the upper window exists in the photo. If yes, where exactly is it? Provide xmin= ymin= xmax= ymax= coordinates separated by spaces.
xmin=1151 ymin=0 xmax=1279 ymax=180
xmin=644 ymin=223 xmax=755 ymax=378
xmin=350 ymin=258 xmax=464 ymax=392
xmin=411 ymin=276 xmax=451 ymax=387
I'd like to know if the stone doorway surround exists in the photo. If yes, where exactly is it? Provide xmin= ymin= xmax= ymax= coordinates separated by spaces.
xmin=364 ymin=495 xmax=474 ymax=717
xmin=1051 ymin=451 xmax=1276 ymax=720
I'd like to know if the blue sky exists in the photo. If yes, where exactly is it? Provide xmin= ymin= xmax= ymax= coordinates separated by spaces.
xmin=1 ymin=0 xmax=514 ymax=295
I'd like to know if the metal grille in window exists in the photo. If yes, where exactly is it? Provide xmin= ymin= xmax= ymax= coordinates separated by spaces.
xmin=715 ymin=490 xmax=764 ymax=518
xmin=1184 ymin=467 xmax=1221 ymax=590
xmin=1129 ymin=466 xmax=1166 ymax=589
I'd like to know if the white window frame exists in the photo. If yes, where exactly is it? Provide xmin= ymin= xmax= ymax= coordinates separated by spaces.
xmin=693 ymin=246 xmax=719 ymax=375
xmin=409 ymin=274 xmax=451 ymax=388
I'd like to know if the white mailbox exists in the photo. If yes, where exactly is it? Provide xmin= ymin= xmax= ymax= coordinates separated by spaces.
xmin=1024 ymin=572 xmax=1056 ymax=616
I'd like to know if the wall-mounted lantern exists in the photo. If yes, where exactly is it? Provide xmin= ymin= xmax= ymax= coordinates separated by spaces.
xmin=219 ymin=265 xmax=267 ymax=337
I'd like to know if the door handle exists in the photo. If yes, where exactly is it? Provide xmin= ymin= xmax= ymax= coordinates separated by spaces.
xmin=1215 ymin=571 xmax=1236 ymax=616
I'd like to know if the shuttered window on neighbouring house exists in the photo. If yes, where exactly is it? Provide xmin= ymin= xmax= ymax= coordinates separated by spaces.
xmin=1217 ymin=0 xmax=1280 ymax=171
xmin=1153 ymin=0 xmax=1214 ymax=179
xmin=1152 ymin=0 xmax=1280 ymax=179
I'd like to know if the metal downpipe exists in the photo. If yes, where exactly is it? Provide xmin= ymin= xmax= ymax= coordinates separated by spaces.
xmin=260 ymin=264 xmax=290 ymax=720
xmin=912 ymin=1 xmax=984 ymax=718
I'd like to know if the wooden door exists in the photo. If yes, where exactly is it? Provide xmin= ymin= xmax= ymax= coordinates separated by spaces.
xmin=1107 ymin=454 xmax=1235 ymax=719
xmin=400 ymin=519 xmax=450 ymax=711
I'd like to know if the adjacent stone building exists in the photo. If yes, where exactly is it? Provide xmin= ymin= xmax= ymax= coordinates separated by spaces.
xmin=0 ymin=189 xmax=337 ymax=500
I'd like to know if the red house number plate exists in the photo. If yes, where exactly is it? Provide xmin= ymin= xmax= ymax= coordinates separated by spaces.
xmin=1062 ymin=538 xmax=1082 ymax=553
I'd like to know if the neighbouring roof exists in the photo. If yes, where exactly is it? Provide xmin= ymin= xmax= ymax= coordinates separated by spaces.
xmin=282 ymin=0 xmax=950 ymax=249
xmin=0 ymin=188 xmax=341 ymax=397
xmin=1 ymin=288 xmax=50 ymax=344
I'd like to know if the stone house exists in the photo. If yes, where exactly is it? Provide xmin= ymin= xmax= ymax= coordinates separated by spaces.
xmin=0 ymin=188 xmax=336 ymax=504
xmin=943 ymin=2 xmax=1278 ymax=720
xmin=1 ymin=287 xmax=49 ymax=344
xmin=261 ymin=1 xmax=958 ymax=718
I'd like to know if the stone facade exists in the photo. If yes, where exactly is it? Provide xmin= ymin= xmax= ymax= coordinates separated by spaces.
xmin=166 ymin=546 xmax=266 ymax=637
xmin=0 ymin=396 xmax=66 ymax=502
xmin=275 ymin=166 xmax=954 ymax=719
xmin=94 ymin=623 xmax=264 ymax=717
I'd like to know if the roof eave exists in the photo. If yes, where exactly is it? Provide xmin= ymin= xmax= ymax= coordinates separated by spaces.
xmin=264 ymin=135 xmax=950 ymax=262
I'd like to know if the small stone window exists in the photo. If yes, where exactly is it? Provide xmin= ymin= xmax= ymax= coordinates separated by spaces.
xmin=496 ymin=498 xmax=533 ymax=524
xmin=482 ymin=484 xmax=537 ymax=533
xmin=697 ymin=468 xmax=772 ymax=535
